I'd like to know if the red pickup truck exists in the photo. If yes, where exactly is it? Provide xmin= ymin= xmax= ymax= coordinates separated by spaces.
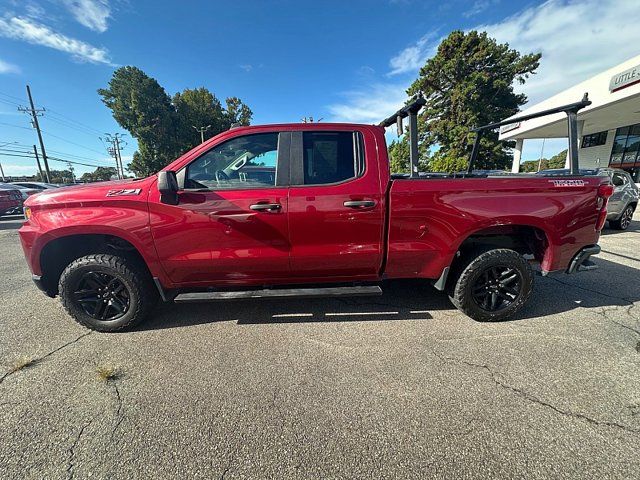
xmin=19 ymin=96 xmax=613 ymax=331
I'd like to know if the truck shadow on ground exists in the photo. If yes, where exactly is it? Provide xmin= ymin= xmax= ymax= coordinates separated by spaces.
xmin=140 ymin=255 xmax=640 ymax=331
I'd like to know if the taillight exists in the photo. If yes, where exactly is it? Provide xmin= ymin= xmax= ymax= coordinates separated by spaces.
xmin=597 ymin=184 xmax=614 ymax=198
xmin=595 ymin=182 xmax=614 ymax=231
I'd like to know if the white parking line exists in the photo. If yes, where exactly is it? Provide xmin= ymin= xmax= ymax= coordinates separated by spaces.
xmin=272 ymin=313 xmax=314 ymax=318
xmin=325 ymin=311 xmax=399 ymax=317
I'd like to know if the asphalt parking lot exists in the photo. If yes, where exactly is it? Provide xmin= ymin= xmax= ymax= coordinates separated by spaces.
xmin=1 ymin=213 xmax=639 ymax=479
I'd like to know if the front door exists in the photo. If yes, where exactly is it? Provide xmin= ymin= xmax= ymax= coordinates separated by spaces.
xmin=287 ymin=129 xmax=385 ymax=280
xmin=149 ymin=132 xmax=291 ymax=285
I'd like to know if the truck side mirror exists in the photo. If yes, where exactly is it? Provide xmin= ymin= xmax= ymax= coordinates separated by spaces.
xmin=157 ymin=171 xmax=179 ymax=205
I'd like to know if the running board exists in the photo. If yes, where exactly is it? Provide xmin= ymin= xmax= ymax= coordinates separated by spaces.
xmin=173 ymin=286 xmax=382 ymax=303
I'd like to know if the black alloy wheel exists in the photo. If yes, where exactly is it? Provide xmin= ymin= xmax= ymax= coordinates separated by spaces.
xmin=72 ymin=271 xmax=131 ymax=321
xmin=449 ymin=248 xmax=534 ymax=322
xmin=471 ymin=265 xmax=522 ymax=312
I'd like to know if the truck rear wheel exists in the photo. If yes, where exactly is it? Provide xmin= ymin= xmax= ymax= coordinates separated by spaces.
xmin=59 ymin=254 xmax=157 ymax=332
xmin=449 ymin=248 xmax=533 ymax=322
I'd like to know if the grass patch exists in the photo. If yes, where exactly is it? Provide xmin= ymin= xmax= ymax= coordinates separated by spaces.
xmin=7 ymin=355 xmax=36 ymax=373
xmin=96 ymin=365 xmax=119 ymax=382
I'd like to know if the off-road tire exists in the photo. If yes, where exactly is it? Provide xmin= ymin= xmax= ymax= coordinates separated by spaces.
xmin=609 ymin=204 xmax=635 ymax=230
xmin=449 ymin=248 xmax=533 ymax=322
xmin=59 ymin=254 xmax=157 ymax=332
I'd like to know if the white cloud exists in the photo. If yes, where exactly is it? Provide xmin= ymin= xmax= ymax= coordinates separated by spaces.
xmin=0 ymin=16 xmax=114 ymax=65
xmin=463 ymin=0 xmax=500 ymax=18
xmin=478 ymin=0 xmax=640 ymax=104
xmin=2 ymin=164 xmax=38 ymax=176
xmin=0 ymin=58 xmax=20 ymax=74
xmin=327 ymin=83 xmax=409 ymax=124
xmin=388 ymin=31 xmax=439 ymax=76
xmin=239 ymin=64 xmax=253 ymax=72
xmin=61 ymin=0 xmax=111 ymax=33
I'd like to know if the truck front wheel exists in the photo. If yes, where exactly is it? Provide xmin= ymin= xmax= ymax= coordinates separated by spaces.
xmin=449 ymin=248 xmax=533 ymax=322
xmin=59 ymin=254 xmax=157 ymax=332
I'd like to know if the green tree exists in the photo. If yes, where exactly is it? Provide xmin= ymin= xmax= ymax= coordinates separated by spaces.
xmin=405 ymin=30 xmax=540 ymax=172
xmin=173 ymin=88 xmax=227 ymax=151
xmin=225 ymin=96 xmax=253 ymax=126
xmin=36 ymin=170 xmax=74 ymax=183
xmin=388 ymin=136 xmax=430 ymax=173
xmin=98 ymin=67 xmax=180 ymax=177
xmin=80 ymin=166 xmax=118 ymax=182
xmin=547 ymin=149 xmax=567 ymax=169
xmin=98 ymin=67 xmax=254 ymax=177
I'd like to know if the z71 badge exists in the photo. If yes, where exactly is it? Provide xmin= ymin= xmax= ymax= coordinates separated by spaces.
xmin=549 ymin=179 xmax=585 ymax=187
xmin=106 ymin=188 xmax=142 ymax=197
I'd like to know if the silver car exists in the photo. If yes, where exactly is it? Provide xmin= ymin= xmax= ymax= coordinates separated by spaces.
xmin=600 ymin=168 xmax=638 ymax=230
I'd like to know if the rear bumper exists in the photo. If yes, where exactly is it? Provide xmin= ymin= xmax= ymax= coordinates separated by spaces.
xmin=566 ymin=245 xmax=600 ymax=274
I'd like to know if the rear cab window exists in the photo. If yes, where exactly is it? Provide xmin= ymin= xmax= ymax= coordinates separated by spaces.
xmin=297 ymin=131 xmax=365 ymax=186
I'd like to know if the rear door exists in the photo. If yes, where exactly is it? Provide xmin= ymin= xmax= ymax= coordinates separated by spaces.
xmin=149 ymin=131 xmax=292 ymax=285
xmin=287 ymin=128 xmax=385 ymax=280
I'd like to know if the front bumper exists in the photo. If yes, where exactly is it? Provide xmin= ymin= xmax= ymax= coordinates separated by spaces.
xmin=566 ymin=245 xmax=600 ymax=274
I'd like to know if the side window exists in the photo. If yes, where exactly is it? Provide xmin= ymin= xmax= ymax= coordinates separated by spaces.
xmin=612 ymin=173 xmax=627 ymax=186
xmin=185 ymin=133 xmax=279 ymax=189
xmin=302 ymin=132 xmax=362 ymax=185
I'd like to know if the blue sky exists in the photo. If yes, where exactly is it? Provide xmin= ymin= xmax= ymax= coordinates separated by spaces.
xmin=1 ymin=0 xmax=639 ymax=177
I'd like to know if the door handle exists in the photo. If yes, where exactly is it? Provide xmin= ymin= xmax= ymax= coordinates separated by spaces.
xmin=250 ymin=203 xmax=282 ymax=211
xmin=343 ymin=200 xmax=376 ymax=209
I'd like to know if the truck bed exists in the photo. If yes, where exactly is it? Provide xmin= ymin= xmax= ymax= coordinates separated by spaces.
xmin=384 ymin=175 xmax=607 ymax=280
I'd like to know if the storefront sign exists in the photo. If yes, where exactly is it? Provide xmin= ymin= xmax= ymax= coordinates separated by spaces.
xmin=609 ymin=65 xmax=640 ymax=92
xmin=499 ymin=122 xmax=521 ymax=134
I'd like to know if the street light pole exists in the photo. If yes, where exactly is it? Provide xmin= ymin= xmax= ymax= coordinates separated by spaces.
xmin=192 ymin=125 xmax=211 ymax=144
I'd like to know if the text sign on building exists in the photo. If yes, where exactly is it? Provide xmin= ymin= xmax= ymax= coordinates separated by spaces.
xmin=609 ymin=65 xmax=640 ymax=92
xmin=499 ymin=122 xmax=521 ymax=135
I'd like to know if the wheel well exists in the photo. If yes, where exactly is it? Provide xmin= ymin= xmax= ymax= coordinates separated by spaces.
xmin=446 ymin=225 xmax=548 ymax=287
xmin=39 ymin=234 xmax=151 ymax=296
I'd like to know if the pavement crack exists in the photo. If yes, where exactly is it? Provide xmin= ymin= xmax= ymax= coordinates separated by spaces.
xmin=429 ymin=347 xmax=639 ymax=437
xmin=66 ymin=417 xmax=94 ymax=480
xmin=110 ymin=381 xmax=125 ymax=439
xmin=0 ymin=331 xmax=92 ymax=385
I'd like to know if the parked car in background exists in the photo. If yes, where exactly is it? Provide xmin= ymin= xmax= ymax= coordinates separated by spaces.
xmin=11 ymin=182 xmax=59 ymax=191
xmin=11 ymin=185 xmax=40 ymax=201
xmin=599 ymin=168 xmax=638 ymax=230
xmin=0 ymin=183 xmax=24 ymax=217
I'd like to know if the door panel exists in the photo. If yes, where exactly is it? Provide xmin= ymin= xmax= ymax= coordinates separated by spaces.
xmin=149 ymin=188 xmax=290 ymax=284
xmin=287 ymin=129 xmax=384 ymax=279
xmin=149 ymin=131 xmax=291 ymax=285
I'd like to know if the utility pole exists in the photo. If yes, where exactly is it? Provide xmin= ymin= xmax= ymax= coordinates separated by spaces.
xmin=0 ymin=161 xmax=4 ymax=182
xmin=18 ymin=85 xmax=51 ymax=183
xmin=33 ymin=145 xmax=44 ymax=180
xmin=101 ymin=133 xmax=127 ymax=179
xmin=193 ymin=125 xmax=211 ymax=144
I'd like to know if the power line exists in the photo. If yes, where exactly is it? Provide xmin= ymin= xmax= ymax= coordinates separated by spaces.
xmin=40 ymin=130 xmax=109 ymax=156
xmin=46 ymin=108 xmax=104 ymax=136
xmin=0 ymin=121 xmax=32 ymax=131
